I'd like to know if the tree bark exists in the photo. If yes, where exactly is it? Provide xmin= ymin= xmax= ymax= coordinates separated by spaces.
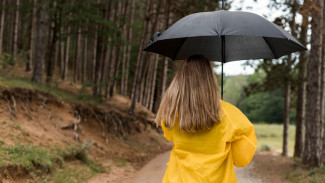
xmin=303 ymin=0 xmax=323 ymax=168
xmin=32 ymin=1 xmax=47 ymax=83
xmin=12 ymin=0 xmax=20 ymax=65
xmin=59 ymin=27 xmax=64 ymax=77
xmin=82 ymin=33 xmax=88 ymax=83
xmin=122 ymin=0 xmax=135 ymax=96
xmin=74 ymin=27 xmax=82 ymax=83
xmin=154 ymin=0 xmax=172 ymax=112
xmin=0 ymin=0 xmax=6 ymax=54
xmin=149 ymin=55 xmax=159 ymax=111
xmin=294 ymin=6 xmax=308 ymax=158
xmin=106 ymin=1 xmax=123 ymax=98
xmin=282 ymin=55 xmax=291 ymax=156
xmin=62 ymin=24 xmax=70 ymax=81
xmin=130 ymin=0 xmax=153 ymax=114
xmin=26 ymin=0 xmax=36 ymax=71
xmin=92 ymin=30 xmax=98 ymax=82
xmin=46 ymin=1 xmax=58 ymax=83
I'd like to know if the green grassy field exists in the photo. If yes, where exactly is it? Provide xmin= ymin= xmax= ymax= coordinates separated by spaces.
xmin=254 ymin=124 xmax=296 ymax=154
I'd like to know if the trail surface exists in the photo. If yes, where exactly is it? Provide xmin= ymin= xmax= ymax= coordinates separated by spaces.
xmin=131 ymin=151 xmax=262 ymax=183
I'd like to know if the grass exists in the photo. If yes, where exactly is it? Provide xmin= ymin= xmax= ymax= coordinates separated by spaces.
xmin=44 ymin=163 xmax=96 ymax=183
xmin=254 ymin=124 xmax=296 ymax=154
xmin=0 ymin=76 xmax=101 ymax=105
xmin=286 ymin=166 xmax=325 ymax=183
xmin=115 ymin=158 xmax=127 ymax=167
xmin=0 ymin=143 xmax=105 ymax=182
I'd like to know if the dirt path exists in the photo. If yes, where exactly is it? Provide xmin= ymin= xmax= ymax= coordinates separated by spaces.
xmin=130 ymin=151 xmax=262 ymax=183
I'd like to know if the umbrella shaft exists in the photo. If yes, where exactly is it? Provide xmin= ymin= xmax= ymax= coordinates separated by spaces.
xmin=222 ymin=0 xmax=224 ymax=9
xmin=221 ymin=36 xmax=225 ymax=100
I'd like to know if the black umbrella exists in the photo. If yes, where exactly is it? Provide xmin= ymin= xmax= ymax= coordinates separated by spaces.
xmin=143 ymin=5 xmax=307 ymax=99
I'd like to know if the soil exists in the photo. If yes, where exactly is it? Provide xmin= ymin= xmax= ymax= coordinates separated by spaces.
xmin=0 ymin=87 xmax=171 ymax=182
xmin=252 ymin=151 xmax=295 ymax=183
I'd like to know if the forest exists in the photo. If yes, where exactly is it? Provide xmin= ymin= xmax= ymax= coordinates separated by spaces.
xmin=0 ymin=0 xmax=325 ymax=182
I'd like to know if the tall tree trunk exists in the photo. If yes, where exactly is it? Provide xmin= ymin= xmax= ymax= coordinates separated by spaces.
xmin=32 ymin=1 xmax=47 ymax=82
xmin=303 ymin=0 xmax=323 ymax=168
xmin=12 ymin=0 xmax=20 ymax=65
xmin=92 ymin=31 xmax=98 ymax=82
xmin=46 ymin=1 xmax=58 ymax=83
xmin=130 ymin=0 xmax=153 ymax=114
xmin=282 ymin=55 xmax=291 ymax=156
xmin=320 ymin=30 xmax=325 ymax=165
xmin=102 ymin=2 xmax=114 ymax=99
xmin=27 ymin=0 xmax=36 ymax=71
xmin=149 ymin=55 xmax=159 ymax=111
xmin=82 ymin=34 xmax=88 ymax=83
xmin=93 ymin=0 xmax=105 ymax=96
xmin=106 ymin=1 xmax=123 ymax=98
xmin=59 ymin=27 xmax=65 ymax=78
xmin=74 ymin=27 xmax=82 ymax=83
xmin=0 ymin=0 xmax=6 ymax=54
xmin=120 ymin=0 xmax=131 ymax=96
xmin=154 ymin=0 xmax=171 ymax=112
xmin=294 ymin=7 xmax=308 ymax=158
xmin=122 ymin=0 xmax=136 ymax=97
xmin=62 ymin=24 xmax=70 ymax=81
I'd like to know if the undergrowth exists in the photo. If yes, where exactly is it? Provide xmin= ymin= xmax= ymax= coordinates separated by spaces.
xmin=0 ymin=76 xmax=101 ymax=105
xmin=286 ymin=163 xmax=325 ymax=183
xmin=0 ymin=143 xmax=105 ymax=182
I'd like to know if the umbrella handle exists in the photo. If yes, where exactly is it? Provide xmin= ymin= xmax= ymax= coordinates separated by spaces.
xmin=150 ymin=32 xmax=161 ymax=43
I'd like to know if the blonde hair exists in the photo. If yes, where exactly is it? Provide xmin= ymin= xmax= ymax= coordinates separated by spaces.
xmin=155 ymin=55 xmax=222 ymax=133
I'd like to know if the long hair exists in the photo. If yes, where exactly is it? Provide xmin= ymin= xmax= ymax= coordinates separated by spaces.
xmin=155 ymin=55 xmax=222 ymax=133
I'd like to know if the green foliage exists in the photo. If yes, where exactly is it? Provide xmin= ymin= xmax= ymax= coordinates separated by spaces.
xmin=0 ymin=144 xmax=54 ymax=171
xmin=46 ymin=164 xmax=96 ymax=183
xmin=223 ymin=75 xmax=248 ymax=106
xmin=260 ymin=144 xmax=272 ymax=151
xmin=0 ymin=53 xmax=13 ymax=70
xmin=286 ymin=166 xmax=325 ymax=183
xmin=238 ymin=89 xmax=285 ymax=123
xmin=0 ymin=76 xmax=100 ymax=105
xmin=0 ymin=143 xmax=105 ymax=181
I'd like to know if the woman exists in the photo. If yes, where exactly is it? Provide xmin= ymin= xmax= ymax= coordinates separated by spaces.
xmin=155 ymin=55 xmax=257 ymax=183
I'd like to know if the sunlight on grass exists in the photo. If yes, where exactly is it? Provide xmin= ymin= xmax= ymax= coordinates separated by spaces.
xmin=254 ymin=124 xmax=296 ymax=154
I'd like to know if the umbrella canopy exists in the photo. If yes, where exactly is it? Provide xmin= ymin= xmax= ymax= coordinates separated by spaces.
xmin=143 ymin=10 xmax=307 ymax=62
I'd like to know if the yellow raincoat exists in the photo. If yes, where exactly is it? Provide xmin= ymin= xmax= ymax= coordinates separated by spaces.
xmin=161 ymin=99 xmax=257 ymax=183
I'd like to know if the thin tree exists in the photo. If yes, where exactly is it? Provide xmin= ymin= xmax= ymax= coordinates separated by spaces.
xmin=130 ymin=0 xmax=153 ymax=114
xmin=294 ymin=1 xmax=309 ymax=158
xmin=0 ymin=0 xmax=6 ymax=54
xmin=32 ymin=1 xmax=47 ymax=82
xmin=12 ymin=0 xmax=20 ymax=65
xmin=62 ymin=20 xmax=71 ymax=80
xmin=27 ymin=0 xmax=37 ymax=71
xmin=46 ymin=1 xmax=59 ymax=83
xmin=74 ymin=27 xmax=82 ymax=83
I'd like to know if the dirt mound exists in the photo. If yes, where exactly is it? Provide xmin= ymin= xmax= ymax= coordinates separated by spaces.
xmin=0 ymin=87 xmax=171 ymax=182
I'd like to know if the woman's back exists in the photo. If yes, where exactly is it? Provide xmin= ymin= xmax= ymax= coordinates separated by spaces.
xmin=161 ymin=100 xmax=257 ymax=183
xmin=155 ymin=55 xmax=257 ymax=183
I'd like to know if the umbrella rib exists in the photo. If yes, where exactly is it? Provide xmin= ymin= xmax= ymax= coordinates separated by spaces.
xmin=262 ymin=37 xmax=277 ymax=59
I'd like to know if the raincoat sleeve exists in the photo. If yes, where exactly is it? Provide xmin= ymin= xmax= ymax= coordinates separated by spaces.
xmin=161 ymin=120 xmax=172 ymax=141
xmin=227 ymin=106 xmax=257 ymax=168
